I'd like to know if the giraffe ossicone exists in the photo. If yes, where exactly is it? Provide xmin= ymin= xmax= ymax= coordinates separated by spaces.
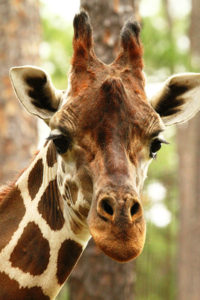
xmin=1 ymin=10 xmax=200 ymax=300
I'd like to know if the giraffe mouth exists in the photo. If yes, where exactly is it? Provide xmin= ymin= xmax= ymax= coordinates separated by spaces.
xmin=87 ymin=211 xmax=146 ymax=262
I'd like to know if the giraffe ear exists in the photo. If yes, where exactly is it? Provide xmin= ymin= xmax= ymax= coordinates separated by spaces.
xmin=10 ymin=66 xmax=63 ymax=123
xmin=150 ymin=73 xmax=200 ymax=126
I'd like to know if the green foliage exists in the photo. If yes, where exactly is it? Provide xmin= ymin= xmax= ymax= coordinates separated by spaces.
xmin=135 ymin=223 xmax=177 ymax=300
xmin=41 ymin=16 xmax=73 ymax=89
xmin=135 ymin=132 xmax=179 ymax=300
xmin=141 ymin=7 xmax=191 ymax=77
xmin=56 ymin=285 xmax=69 ymax=300
xmin=135 ymin=2 xmax=192 ymax=298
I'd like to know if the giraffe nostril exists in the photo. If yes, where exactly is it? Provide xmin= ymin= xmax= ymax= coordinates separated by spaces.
xmin=101 ymin=198 xmax=114 ymax=216
xmin=97 ymin=194 xmax=142 ymax=223
xmin=131 ymin=202 xmax=140 ymax=217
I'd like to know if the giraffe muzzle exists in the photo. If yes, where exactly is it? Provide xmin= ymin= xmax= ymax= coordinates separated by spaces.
xmin=87 ymin=189 xmax=146 ymax=262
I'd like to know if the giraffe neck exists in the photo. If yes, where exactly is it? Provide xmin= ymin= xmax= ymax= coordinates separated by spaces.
xmin=0 ymin=142 xmax=91 ymax=300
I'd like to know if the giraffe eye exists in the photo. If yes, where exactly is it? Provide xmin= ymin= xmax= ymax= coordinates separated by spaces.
xmin=47 ymin=134 xmax=72 ymax=154
xmin=150 ymin=138 xmax=168 ymax=159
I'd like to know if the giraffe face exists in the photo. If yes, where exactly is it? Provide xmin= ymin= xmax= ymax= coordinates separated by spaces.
xmin=10 ymin=12 xmax=200 ymax=262
xmin=48 ymin=71 xmax=165 ymax=261
xmin=46 ymin=12 xmax=164 ymax=261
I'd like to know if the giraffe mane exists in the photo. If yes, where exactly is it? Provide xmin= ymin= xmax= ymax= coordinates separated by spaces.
xmin=0 ymin=150 xmax=40 ymax=202
xmin=0 ymin=184 xmax=15 ymax=202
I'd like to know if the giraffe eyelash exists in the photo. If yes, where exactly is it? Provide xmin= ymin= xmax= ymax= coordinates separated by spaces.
xmin=47 ymin=133 xmax=73 ymax=154
xmin=150 ymin=137 xmax=169 ymax=159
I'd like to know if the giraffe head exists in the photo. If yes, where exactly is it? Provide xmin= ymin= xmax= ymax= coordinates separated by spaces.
xmin=10 ymin=11 xmax=200 ymax=262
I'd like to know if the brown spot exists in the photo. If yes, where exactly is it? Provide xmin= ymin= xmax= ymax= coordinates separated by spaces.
xmin=65 ymin=181 xmax=78 ymax=204
xmin=78 ymin=205 xmax=89 ymax=218
xmin=70 ymin=219 xmax=82 ymax=235
xmin=38 ymin=179 xmax=65 ymax=231
xmin=69 ymin=209 xmax=87 ymax=235
xmin=56 ymin=239 xmax=82 ymax=284
xmin=62 ymin=194 xmax=67 ymax=201
xmin=46 ymin=141 xmax=57 ymax=167
xmin=62 ymin=194 xmax=71 ymax=205
xmin=10 ymin=222 xmax=50 ymax=276
xmin=0 ymin=272 xmax=49 ymax=300
xmin=28 ymin=159 xmax=44 ymax=200
xmin=0 ymin=186 xmax=25 ymax=251
xmin=73 ymin=209 xmax=84 ymax=222
xmin=64 ymin=182 xmax=70 ymax=199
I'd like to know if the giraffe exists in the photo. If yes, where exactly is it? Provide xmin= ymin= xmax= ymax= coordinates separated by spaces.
xmin=1 ymin=11 xmax=200 ymax=300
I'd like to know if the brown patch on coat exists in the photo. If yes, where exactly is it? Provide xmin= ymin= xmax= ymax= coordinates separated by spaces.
xmin=0 ymin=272 xmax=49 ymax=300
xmin=69 ymin=209 xmax=86 ymax=235
xmin=64 ymin=182 xmax=70 ymax=199
xmin=0 ymin=186 xmax=25 ymax=251
xmin=56 ymin=239 xmax=82 ymax=284
xmin=70 ymin=219 xmax=82 ymax=235
xmin=10 ymin=222 xmax=50 ymax=276
xmin=78 ymin=205 xmax=89 ymax=218
xmin=28 ymin=159 xmax=44 ymax=200
xmin=46 ymin=141 xmax=57 ymax=167
xmin=73 ymin=209 xmax=84 ymax=222
xmin=65 ymin=181 xmax=78 ymax=204
xmin=38 ymin=179 xmax=65 ymax=231
xmin=62 ymin=194 xmax=68 ymax=202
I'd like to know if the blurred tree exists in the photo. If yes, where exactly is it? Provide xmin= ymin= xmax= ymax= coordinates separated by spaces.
xmin=135 ymin=1 xmax=193 ymax=298
xmin=80 ymin=0 xmax=140 ymax=64
xmin=68 ymin=1 xmax=140 ymax=300
xmin=135 ymin=135 xmax=178 ymax=300
xmin=177 ymin=0 xmax=200 ymax=299
xmin=189 ymin=0 xmax=200 ymax=67
xmin=41 ymin=16 xmax=73 ymax=89
xmin=0 ymin=0 xmax=40 ymax=183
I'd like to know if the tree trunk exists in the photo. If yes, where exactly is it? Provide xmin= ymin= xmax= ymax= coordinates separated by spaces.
xmin=0 ymin=0 xmax=40 ymax=184
xmin=81 ymin=0 xmax=140 ymax=64
xmin=177 ymin=1 xmax=200 ymax=299
xmin=68 ymin=1 xmax=140 ymax=300
xmin=177 ymin=120 xmax=200 ymax=300
xmin=189 ymin=0 xmax=200 ymax=67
